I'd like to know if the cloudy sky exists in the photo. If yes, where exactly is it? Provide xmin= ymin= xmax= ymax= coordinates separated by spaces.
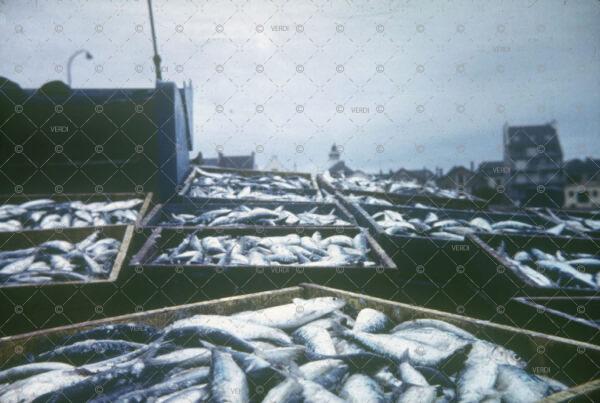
xmin=1 ymin=0 xmax=599 ymax=173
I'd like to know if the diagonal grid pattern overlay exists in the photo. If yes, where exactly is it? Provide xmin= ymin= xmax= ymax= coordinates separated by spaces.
xmin=0 ymin=0 xmax=600 ymax=402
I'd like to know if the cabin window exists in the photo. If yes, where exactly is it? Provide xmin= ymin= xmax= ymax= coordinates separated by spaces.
xmin=577 ymin=192 xmax=590 ymax=203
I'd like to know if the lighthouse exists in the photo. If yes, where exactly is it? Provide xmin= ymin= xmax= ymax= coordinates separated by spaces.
xmin=329 ymin=143 xmax=341 ymax=162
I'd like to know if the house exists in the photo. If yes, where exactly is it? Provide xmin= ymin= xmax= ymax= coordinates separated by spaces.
xmin=471 ymin=160 xmax=512 ymax=205
xmin=563 ymin=158 xmax=600 ymax=209
xmin=436 ymin=164 xmax=476 ymax=194
xmin=329 ymin=160 xmax=354 ymax=176
xmin=476 ymin=161 xmax=509 ymax=189
xmin=503 ymin=121 xmax=564 ymax=207
xmin=390 ymin=168 xmax=435 ymax=184
xmin=198 ymin=151 xmax=256 ymax=170
xmin=262 ymin=155 xmax=289 ymax=172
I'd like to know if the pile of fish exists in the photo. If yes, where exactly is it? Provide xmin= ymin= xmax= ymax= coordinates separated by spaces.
xmin=323 ymin=172 xmax=473 ymax=200
xmin=540 ymin=210 xmax=600 ymax=234
xmin=186 ymin=168 xmax=319 ymax=201
xmin=0 ymin=199 xmax=143 ymax=231
xmin=166 ymin=205 xmax=351 ymax=227
xmin=347 ymin=194 xmax=393 ymax=206
xmin=498 ymin=243 xmax=600 ymax=289
xmin=372 ymin=209 xmax=565 ymax=241
xmin=0 ymin=297 xmax=569 ymax=402
xmin=0 ymin=231 xmax=120 ymax=285
xmin=153 ymin=232 xmax=375 ymax=267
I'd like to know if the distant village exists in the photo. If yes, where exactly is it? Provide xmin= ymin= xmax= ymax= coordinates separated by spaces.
xmin=195 ymin=121 xmax=600 ymax=210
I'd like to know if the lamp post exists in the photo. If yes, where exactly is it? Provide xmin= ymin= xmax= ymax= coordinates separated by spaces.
xmin=66 ymin=49 xmax=93 ymax=86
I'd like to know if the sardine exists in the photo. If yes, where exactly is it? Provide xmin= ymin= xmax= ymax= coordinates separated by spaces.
xmin=233 ymin=297 xmax=346 ymax=330
xmin=0 ymin=198 xmax=142 ymax=231
xmin=210 ymin=349 xmax=249 ymax=403
xmin=353 ymin=308 xmax=392 ymax=333
xmin=0 ymin=231 xmax=120 ymax=285
xmin=0 ymin=296 xmax=566 ymax=403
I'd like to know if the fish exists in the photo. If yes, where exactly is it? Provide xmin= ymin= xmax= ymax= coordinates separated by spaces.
xmin=153 ymin=232 xmax=376 ymax=267
xmin=36 ymin=339 xmax=146 ymax=366
xmin=299 ymin=359 xmax=349 ymax=391
xmin=115 ymin=366 xmax=211 ymax=402
xmin=456 ymin=340 xmax=524 ymax=403
xmin=186 ymin=167 xmax=319 ymax=202
xmin=397 ymin=362 xmax=429 ymax=386
xmin=498 ymin=245 xmax=600 ymax=289
xmin=210 ymin=349 xmax=249 ymax=403
xmin=0 ymin=231 xmax=120 ymax=285
xmin=0 ymin=368 xmax=89 ymax=403
xmin=0 ymin=296 xmax=567 ymax=403
xmin=166 ymin=205 xmax=351 ymax=227
xmin=292 ymin=324 xmax=338 ymax=356
xmin=298 ymin=379 xmax=346 ymax=403
xmin=372 ymin=366 xmax=404 ymax=391
xmin=233 ymin=297 xmax=346 ymax=330
xmin=154 ymin=385 xmax=210 ymax=403
xmin=161 ymin=324 xmax=259 ymax=353
xmin=261 ymin=378 xmax=303 ymax=403
xmin=396 ymin=384 xmax=438 ymax=403
xmin=62 ymin=323 xmax=160 ymax=344
xmin=494 ymin=364 xmax=555 ymax=403
xmin=347 ymin=195 xmax=393 ymax=206
xmin=0 ymin=198 xmax=142 ymax=231
xmin=334 ymin=325 xmax=472 ymax=369
xmin=540 ymin=210 xmax=600 ymax=233
xmin=325 ymin=172 xmax=472 ymax=199
xmin=0 ymin=362 xmax=74 ymax=385
xmin=332 ymin=374 xmax=386 ymax=403
xmin=146 ymin=348 xmax=211 ymax=370
xmin=167 ymin=315 xmax=293 ymax=346
xmin=353 ymin=308 xmax=392 ymax=333
xmin=373 ymin=209 xmax=553 ymax=240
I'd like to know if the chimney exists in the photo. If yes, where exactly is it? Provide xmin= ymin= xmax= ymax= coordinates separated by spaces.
xmin=470 ymin=161 xmax=474 ymax=172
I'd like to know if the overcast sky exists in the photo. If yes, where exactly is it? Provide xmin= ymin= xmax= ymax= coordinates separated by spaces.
xmin=1 ymin=0 xmax=599 ymax=173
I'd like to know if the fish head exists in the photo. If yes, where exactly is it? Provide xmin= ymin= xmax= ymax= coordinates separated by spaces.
xmin=490 ymin=346 xmax=525 ymax=368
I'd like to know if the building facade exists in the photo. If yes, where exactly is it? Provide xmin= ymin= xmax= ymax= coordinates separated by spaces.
xmin=503 ymin=122 xmax=564 ymax=207
xmin=436 ymin=165 xmax=475 ymax=194
xmin=563 ymin=158 xmax=600 ymax=208
xmin=470 ymin=161 xmax=512 ymax=205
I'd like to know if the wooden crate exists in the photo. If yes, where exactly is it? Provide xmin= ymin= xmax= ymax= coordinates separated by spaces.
xmin=317 ymin=174 xmax=486 ymax=210
xmin=467 ymin=233 xmax=600 ymax=308
xmin=505 ymin=296 xmax=600 ymax=345
xmin=178 ymin=166 xmax=323 ymax=202
xmin=124 ymin=227 xmax=397 ymax=308
xmin=0 ymin=226 xmax=135 ymax=336
xmin=0 ymin=192 xmax=154 ymax=231
xmin=531 ymin=207 xmax=600 ymax=239
xmin=0 ymin=284 xmax=597 ymax=399
xmin=141 ymin=198 xmax=357 ymax=229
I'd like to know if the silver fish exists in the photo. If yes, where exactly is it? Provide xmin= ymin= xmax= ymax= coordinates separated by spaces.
xmin=0 ymin=296 xmax=568 ymax=403
xmin=0 ymin=198 xmax=142 ymax=231
xmin=500 ymin=245 xmax=599 ymax=289
xmin=232 ymin=297 xmax=346 ymax=329
xmin=298 ymin=379 xmax=346 ymax=403
xmin=0 ymin=232 xmax=119 ymax=285
xmin=210 ymin=349 xmax=249 ymax=403
xmin=353 ymin=308 xmax=392 ymax=333
xmin=299 ymin=359 xmax=349 ymax=391
xmin=168 ymin=315 xmax=292 ymax=346
xmin=155 ymin=232 xmax=375 ymax=267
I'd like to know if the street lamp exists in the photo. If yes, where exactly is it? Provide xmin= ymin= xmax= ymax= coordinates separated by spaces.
xmin=66 ymin=49 xmax=93 ymax=86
